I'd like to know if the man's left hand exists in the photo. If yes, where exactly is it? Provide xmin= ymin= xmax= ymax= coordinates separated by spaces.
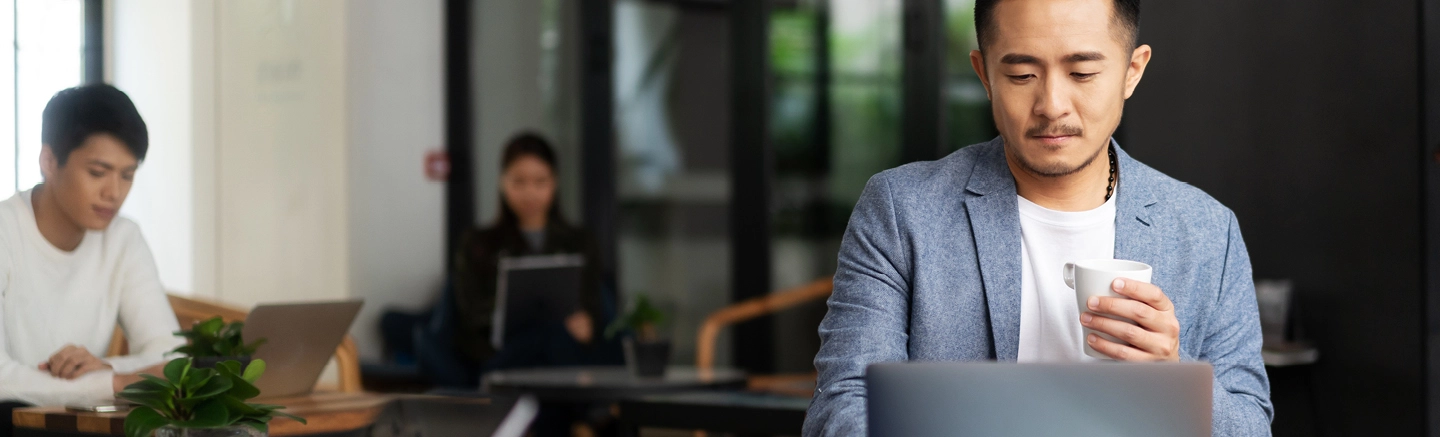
xmin=1079 ymin=278 xmax=1181 ymax=361
xmin=40 ymin=344 xmax=112 ymax=380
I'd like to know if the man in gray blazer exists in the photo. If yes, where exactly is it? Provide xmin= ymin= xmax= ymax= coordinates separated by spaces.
xmin=803 ymin=0 xmax=1273 ymax=435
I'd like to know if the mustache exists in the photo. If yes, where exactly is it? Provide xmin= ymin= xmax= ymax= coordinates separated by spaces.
xmin=1025 ymin=122 xmax=1083 ymax=138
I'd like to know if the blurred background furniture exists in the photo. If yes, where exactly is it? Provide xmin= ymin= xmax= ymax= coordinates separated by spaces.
xmin=367 ymin=280 xmax=625 ymax=392
xmin=696 ymin=277 xmax=832 ymax=397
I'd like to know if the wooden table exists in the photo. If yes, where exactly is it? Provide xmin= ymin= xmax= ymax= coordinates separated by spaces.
xmin=13 ymin=392 xmax=393 ymax=436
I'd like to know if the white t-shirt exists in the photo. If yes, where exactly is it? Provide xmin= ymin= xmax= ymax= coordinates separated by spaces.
xmin=0 ymin=188 xmax=183 ymax=405
xmin=1016 ymin=192 xmax=1116 ymax=362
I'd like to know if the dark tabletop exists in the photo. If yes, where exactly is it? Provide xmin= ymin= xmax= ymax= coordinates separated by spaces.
xmin=482 ymin=366 xmax=747 ymax=402
xmin=616 ymin=391 xmax=812 ymax=436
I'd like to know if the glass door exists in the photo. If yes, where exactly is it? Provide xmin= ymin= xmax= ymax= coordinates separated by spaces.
xmin=768 ymin=0 xmax=904 ymax=372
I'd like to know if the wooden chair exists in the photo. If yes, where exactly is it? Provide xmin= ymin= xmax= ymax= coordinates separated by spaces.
xmin=695 ymin=277 xmax=833 ymax=397
xmin=106 ymin=294 xmax=364 ymax=393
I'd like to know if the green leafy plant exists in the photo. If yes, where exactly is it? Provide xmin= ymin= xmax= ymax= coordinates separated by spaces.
xmin=605 ymin=294 xmax=665 ymax=342
xmin=173 ymin=317 xmax=265 ymax=358
xmin=118 ymin=358 xmax=305 ymax=437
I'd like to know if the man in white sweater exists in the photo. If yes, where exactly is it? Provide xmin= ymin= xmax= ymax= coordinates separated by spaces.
xmin=0 ymin=84 xmax=184 ymax=410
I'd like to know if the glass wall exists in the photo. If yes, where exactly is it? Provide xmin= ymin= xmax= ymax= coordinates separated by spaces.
xmin=768 ymin=0 xmax=903 ymax=372
xmin=943 ymin=0 xmax=997 ymax=152
xmin=609 ymin=0 xmax=987 ymax=371
xmin=613 ymin=0 xmax=733 ymax=366
xmin=471 ymin=0 xmax=583 ymax=227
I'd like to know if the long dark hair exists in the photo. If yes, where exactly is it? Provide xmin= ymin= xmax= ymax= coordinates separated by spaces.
xmin=495 ymin=132 xmax=567 ymax=231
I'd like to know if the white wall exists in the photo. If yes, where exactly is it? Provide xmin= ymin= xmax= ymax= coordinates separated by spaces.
xmin=190 ymin=0 xmax=218 ymax=300
xmin=111 ymin=0 xmax=195 ymax=295
xmin=109 ymin=0 xmax=447 ymax=362
xmin=344 ymin=0 xmax=445 ymax=361
xmin=213 ymin=0 xmax=350 ymax=307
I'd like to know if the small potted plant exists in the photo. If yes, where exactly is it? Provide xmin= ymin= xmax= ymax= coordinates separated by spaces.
xmin=118 ymin=357 xmax=305 ymax=437
xmin=173 ymin=317 xmax=266 ymax=369
xmin=605 ymin=294 xmax=669 ymax=377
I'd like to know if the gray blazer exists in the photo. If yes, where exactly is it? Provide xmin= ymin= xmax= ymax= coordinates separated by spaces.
xmin=804 ymin=138 xmax=1273 ymax=436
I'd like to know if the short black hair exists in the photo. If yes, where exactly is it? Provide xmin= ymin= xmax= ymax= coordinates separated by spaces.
xmin=975 ymin=0 xmax=1140 ymax=52
xmin=41 ymin=84 xmax=148 ymax=165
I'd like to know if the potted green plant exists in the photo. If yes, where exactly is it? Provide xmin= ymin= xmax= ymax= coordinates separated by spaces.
xmin=118 ymin=357 xmax=305 ymax=437
xmin=173 ymin=317 xmax=266 ymax=369
xmin=605 ymin=294 xmax=670 ymax=377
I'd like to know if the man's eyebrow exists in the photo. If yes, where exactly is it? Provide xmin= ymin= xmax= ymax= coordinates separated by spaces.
xmin=87 ymin=160 xmax=114 ymax=170
xmin=1063 ymin=51 xmax=1107 ymax=63
xmin=999 ymin=53 xmax=1041 ymax=65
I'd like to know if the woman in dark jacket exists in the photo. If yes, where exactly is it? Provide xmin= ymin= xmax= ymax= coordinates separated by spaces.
xmin=452 ymin=132 xmax=603 ymax=371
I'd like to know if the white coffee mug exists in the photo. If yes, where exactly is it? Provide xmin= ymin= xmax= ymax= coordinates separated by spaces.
xmin=1063 ymin=259 xmax=1154 ymax=359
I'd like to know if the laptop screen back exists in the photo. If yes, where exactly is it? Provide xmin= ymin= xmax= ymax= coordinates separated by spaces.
xmin=865 ymin=362 xmax=1212 ymax=437
xmin=244 ymin=300 xmax=363 ymax=399
xmin=491 ymin=254 xmax=584 ymax=349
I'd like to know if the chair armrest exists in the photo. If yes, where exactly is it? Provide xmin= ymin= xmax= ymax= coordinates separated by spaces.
xmin=695 ymin=277 xmax=833 ymax=370
xmin=334 ymin=335 xmax=363 ymax=392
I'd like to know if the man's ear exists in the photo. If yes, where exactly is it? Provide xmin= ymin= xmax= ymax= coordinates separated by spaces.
xmin=39 ymin=145 xmax=58 ymax=182
xmin=1123 ymin=44 xmax=1153 ymax=100
xmin=969 ymin=49 xmax=993 ymax=100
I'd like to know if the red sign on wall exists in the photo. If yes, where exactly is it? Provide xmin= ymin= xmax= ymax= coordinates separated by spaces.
xmin=425 ymin=149 xmax=450 ymax=182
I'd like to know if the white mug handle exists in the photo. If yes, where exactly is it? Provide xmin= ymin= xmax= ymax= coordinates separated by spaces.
xmin=1063 ymin=262 xmax=1077 ymax=289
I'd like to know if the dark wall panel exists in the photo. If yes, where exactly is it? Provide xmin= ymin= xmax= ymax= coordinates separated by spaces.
xmin=581 ymin=0 xmax=618 ymax=282
xmin=902 ymin=0 xmax=945 ymax=161
xmin=1423 ymin=0 xmax=1440 ymax=433
xmin=444 ymin=0 xmax=475 ymax=264
xmin=732 ymin=0 xmax=776 ymax=373
xmin=1124 ymin=2 xmax=1422 ymax=435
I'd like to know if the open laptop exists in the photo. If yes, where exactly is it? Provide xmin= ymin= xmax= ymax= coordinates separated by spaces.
xmin=243 ymin=300 xmax=364 ymax=399
xmin=491 ymin=254 xmax=584 ymax=349
xmin=866 ymin=362 xmax=1212 ymax=437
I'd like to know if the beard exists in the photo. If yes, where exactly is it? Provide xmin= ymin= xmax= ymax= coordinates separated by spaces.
xmin=1009 ymin=122 xmax=1103 ymax=178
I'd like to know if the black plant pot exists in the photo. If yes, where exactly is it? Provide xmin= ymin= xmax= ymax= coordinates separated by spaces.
xmin=191 ymin=356 xmax=252 ymax=370
xmin=623 ymin=338 xmax=671 ymax=378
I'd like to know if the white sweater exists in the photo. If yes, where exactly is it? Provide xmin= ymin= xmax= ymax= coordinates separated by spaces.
xmin=0 ymin=188 xmax=183 ymax=406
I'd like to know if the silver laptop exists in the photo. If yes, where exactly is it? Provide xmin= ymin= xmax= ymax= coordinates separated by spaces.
xmin=866 ymin=361 xmax=1212 ymax=437
xmin=243 ymin=300 xmax=363 ymax=399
